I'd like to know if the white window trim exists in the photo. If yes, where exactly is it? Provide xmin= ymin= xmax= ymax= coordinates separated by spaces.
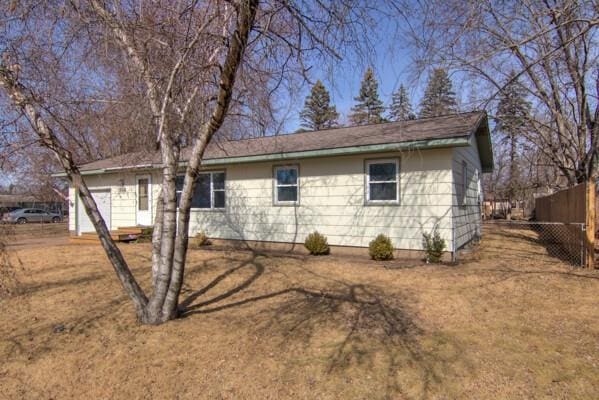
xmin=273 ymin=164 xmax=299 ymax=206
xmin=177 ymin=171 xmax=226 ymax=210
xmin=475 ymin=169 xmax=482 ymax=205
xmin=211 ymin=172 xmax=226 ymax=210
xmin=175 ymin=176 xmax=183 ymax=208
xmin=461 ymin=161 xmax=467 ymax=207
xmin=136 ymin=174 xmax=152 ymax=212
xmin=365 ymin=158 xmax=400 ymax=205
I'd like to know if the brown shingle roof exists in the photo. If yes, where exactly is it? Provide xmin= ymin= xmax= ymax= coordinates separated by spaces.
xmin=77 ymin=111 xmax=488 ymax=172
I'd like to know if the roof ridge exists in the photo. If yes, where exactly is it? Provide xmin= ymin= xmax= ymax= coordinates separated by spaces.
xmin=211 ymin=110 xmax=485 ymax=145
xmin=66 ymin=110 xmax=489 ymax=174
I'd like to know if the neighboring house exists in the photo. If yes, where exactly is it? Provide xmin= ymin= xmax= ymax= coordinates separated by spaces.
xmin=58 ymin=111 xmax=493 ymax=258
xmin=483 ymin=198 xmax=529 ymax=220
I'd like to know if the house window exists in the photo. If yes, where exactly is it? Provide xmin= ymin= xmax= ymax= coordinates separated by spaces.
xmin=366 ymin=159 xmax=400 ymax=204
xmin=474 ymin=170 xmax=482 ymax=205
xmin=175 ymin=171 xmax=225 ymax=209
xmin=459 ymin=161 xmax=468 ymax=206
xmin=274 ymin=165 xmax=299 ymax=205
xmin=138 ymin=178 xmax=149 ymax=211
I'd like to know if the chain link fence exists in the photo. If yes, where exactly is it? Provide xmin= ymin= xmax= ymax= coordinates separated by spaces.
xmin=483 ymin=221 xmax=587 ymax=267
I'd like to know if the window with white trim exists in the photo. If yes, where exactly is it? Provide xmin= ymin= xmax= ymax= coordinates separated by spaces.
xmin=366 ymin=159 xmax=399 ymax=204
xmin=274 ymin=165 xmax=299 ymax=205
xmin=460 ymin=161 xmax=468 ymax=206
xmin=175 ymin=171 xmax=225 ymax=209
xmin=474 ymin=169 xmax=482 ymax=205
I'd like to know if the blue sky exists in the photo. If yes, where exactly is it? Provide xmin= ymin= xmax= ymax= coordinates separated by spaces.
xmin=0 ymin=11 xmax=453 ymax=189
xmin=283 ymin=19 xmax=429 ymax=131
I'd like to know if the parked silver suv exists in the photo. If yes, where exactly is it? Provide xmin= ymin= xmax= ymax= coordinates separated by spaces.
xmin=2 ymin=208 xmax=62 ymax=224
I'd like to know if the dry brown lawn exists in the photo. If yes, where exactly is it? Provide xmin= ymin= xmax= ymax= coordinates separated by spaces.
xmin=1 ymin=226 xmax=598 ymax=399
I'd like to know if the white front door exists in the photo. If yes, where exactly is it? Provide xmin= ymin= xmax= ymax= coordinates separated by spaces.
xmin=136 ymin=175 xmax=152 ymax=226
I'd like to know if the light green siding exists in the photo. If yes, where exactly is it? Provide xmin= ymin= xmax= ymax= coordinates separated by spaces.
xmin=69 ymin=148 xmax=463 ymax=251
xmin=186 ymin=149 xmax=454 ymax=250
xmin=452 ymin=134 xmax=483 ymax=250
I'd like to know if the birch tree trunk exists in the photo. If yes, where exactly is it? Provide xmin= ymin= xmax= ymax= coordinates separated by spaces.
xmin=153 ymin=0 xmax=259 ymax=323
xmin=0 ymin=0 xmax=258 ymax=325
xmin=0 ymin=65 xmax=149 ymax=317
xmin=1 ymin=0 xmax=373 ymax=325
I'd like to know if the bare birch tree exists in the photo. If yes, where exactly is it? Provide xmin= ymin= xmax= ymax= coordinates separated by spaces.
xmin=400 ymin=0 xmax=599 ymax=185
xmin=0 ymin=0 xmax=383 ymax=324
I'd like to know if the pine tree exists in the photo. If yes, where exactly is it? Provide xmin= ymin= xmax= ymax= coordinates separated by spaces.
xmin=496 ymin=70 xmax=531 ymax=207
xmin=350 ymin=67 xmax=385 ymax=125
xmin=419 ymin=68 xmax=458 ymax=117
xmin=299 ymin=80 xmax=339 ymax=130
xmin=388 ymin=84 xmax=415 ymax=121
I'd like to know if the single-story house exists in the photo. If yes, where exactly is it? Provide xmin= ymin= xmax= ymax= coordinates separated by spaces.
xmin=60 ymin=111 xmax=493 ymax=258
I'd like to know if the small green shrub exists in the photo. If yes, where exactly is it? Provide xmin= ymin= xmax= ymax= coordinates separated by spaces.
xmin=135 ymin=227 xmax=153 ymax=243
xmin=369 ymin=234 xmax=394 ymax=261
xmin=135 ymin=235 xmax=152 ymax=243
xmin=422 ymin=230 xmax=446 ymax=263
xmin=194 ymin=231 xmax=210 ymax=247
xmin=304 ymin=231 xmax=330 ymax=255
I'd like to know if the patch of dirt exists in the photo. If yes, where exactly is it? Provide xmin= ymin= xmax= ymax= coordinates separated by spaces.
xmin=6 ymin=222 xmax=69 ymax=240
xmin=1 ymin=222 xmax=69 ymax=249
xmin=0 ymin=226 xmax=598 ymax=399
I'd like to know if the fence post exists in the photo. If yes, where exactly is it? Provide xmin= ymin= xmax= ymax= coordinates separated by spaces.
xmin=585 ymin=181 xmax=596 ymax=269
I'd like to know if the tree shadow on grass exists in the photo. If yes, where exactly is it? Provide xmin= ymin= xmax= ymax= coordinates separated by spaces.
xmin=255 ymin=284 xmax=468 ymax=398
xmin=179 ymin=253 xmax=265 ymax=311
xmin=180 ymin=255 xmax=470 ymax=399
xmin=1 ymin=294 xmax=130 ymax=362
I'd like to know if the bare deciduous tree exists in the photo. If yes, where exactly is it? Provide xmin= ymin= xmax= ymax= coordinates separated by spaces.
xmin=401 ymin=0 xmax=599 ymax=185
xmin=0 ymin=0 xmax=383 ymax=324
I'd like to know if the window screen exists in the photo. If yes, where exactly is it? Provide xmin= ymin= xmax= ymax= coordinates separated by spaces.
xmin=175 ymin=172 xmax=225 ymax=209
xmin=366 ymin=159 xmax=399 ymax=203
xmin=274 ymin=166 xmax=299 ymax=204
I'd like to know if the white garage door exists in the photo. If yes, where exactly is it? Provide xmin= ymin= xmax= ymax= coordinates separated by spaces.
xmin=78 ymin=189 xmax=111 ymax=233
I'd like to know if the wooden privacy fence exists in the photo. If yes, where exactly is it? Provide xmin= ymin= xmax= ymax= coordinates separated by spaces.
xmin=535 ymin=182 xmax=596 ymax=268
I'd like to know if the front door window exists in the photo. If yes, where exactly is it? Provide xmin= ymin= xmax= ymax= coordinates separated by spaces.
xmin=138 ymin=178 xmax=149 ymax=211
xmin=136 ymin=176 xmax=152 ymax=226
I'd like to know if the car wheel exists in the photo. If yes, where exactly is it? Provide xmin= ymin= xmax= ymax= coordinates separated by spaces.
xmin=52 ymin=216 xmax=61 ymax=223
xmin=17 ymin=218 xmax=27 ymax=224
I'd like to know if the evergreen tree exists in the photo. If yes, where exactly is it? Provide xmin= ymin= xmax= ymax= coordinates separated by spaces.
xmin=350 ymin=67 xmax=385 ymax=125
xmin=419 ymin=68 xmax=458 ymax=117
xmin=299 ymin=80 xmax=339 ymax=130
xmin=389 ymin=84 xmax=415 ymax=121
xmin=496 ymin=70 xmax=531 ymax=206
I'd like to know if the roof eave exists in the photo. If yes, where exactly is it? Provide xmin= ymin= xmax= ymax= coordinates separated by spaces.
xmin=51 ymin=168 xmax=106 ymax=178
xmin=472 ymin=114 xmax=494 ymax=173
xmin=57 ymin=136 xmax=471 ymax=177
xmin=201 ymin=136 xmax=471 ymax=166
xmin=51 ymin=164 xmax=155 ymax=178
